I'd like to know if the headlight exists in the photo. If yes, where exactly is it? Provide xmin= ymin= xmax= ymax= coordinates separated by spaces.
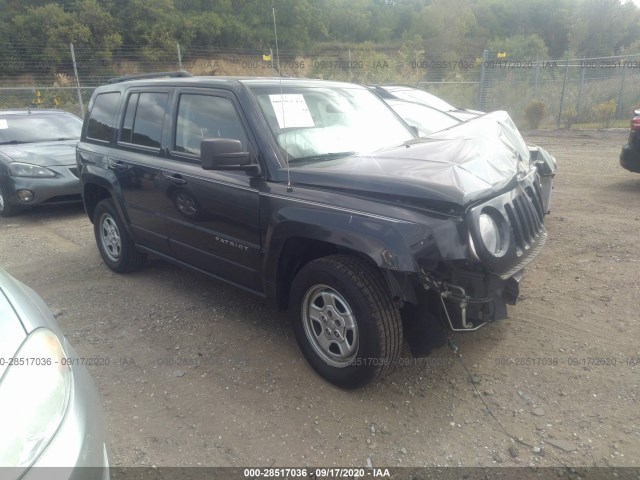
xmin=478 ymin=212 xmax=508 ymax=256
xmin=8 ymin=162 xmax=56 ymax=178
xmin=0 ymin=328 xmax=71 ymax=468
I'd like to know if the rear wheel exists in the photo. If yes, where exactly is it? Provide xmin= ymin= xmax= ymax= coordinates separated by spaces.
xmin=93 ymin=198 xmax=145 ymax=273
xmin=290 ymin=255 xmax=402 ymax=388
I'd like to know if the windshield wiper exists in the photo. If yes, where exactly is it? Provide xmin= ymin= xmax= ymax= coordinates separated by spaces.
xmin=0 ymin=140 xmax=29 ymax=145
xmin=288 ymin=151 xmax=356 ymax=164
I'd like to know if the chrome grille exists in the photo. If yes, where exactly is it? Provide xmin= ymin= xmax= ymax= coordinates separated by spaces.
xmin=467 ymin=170 xmax=548 ymax=278
xmin=504 ymin=181 xmax=545 ymax=254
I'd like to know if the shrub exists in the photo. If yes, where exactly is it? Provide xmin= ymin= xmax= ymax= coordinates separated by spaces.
xmin=593 ymin=100 xmax=617 ymax=127
xmin=524 ymin=100 xmax=547 ymax=129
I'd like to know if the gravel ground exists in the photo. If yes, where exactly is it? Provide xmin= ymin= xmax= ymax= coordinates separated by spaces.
xmin=0 ymin=130 xmax=639 ymax=469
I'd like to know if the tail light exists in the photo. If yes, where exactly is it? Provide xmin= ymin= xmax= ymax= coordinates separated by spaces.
xmin=632 ymin=115 xmax=640 ymax=131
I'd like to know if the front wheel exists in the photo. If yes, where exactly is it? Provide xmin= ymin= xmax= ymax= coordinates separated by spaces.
xmin=0 ymin=184 xmax=20 ymax=217
xmin=290 ymin=255 xmax=402 ymax=388
xmin=93 ymin=198 xmax=145 ymax=273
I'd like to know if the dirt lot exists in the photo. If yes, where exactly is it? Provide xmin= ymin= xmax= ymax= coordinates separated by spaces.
xmin=0 ymin=130 xmax=639 ymax=469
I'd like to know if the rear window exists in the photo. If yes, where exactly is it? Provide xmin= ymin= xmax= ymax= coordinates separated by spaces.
xmin=86 ymin=92 xmax=121 ymax=142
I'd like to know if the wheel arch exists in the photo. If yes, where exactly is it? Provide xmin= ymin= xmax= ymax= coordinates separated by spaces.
xmin=267 ymin=221 xmax=420 ymax=310
xmin=82 ymin=181 xmax=112 ymax=223
xmin=80 ymin=168 xmax=130 ymax=230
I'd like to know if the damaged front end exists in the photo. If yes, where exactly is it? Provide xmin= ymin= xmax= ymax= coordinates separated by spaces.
xmin=419 ymin=267 xmax=521 ymax=332
xmin=408 ymin=166 xmax=547 ymax=345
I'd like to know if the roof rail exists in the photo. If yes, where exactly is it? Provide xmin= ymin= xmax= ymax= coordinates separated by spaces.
xmin=107 ymin=70 xmax=193 ymax=84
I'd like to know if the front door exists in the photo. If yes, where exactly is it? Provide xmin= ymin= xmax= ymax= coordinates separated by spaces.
xmin=163 ymin=89 xmax=262 ymax=293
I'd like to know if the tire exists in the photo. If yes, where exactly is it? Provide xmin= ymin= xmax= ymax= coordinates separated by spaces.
xmin=290 ymin=255 xmax=402 ymax=388
xmin=93 ymin=198 xmax=146 ymax=273
xmin=0 ymin=184 xmax=20 ymax=217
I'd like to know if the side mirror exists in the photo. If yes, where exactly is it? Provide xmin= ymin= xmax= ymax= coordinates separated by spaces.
xmin=200 ymin=138 xmax=259 ymax=175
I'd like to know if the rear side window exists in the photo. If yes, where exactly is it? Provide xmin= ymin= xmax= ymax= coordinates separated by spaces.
xmin=120 ymin=92 xmax=168 ymax=149
xmin=86 ymin=92 xmax=121 ymax=142
xmin=174 ymin=94 xmax=248 ymax=156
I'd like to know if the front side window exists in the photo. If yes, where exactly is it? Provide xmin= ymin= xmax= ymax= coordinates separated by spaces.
xmin=174 ymin=94 xmax=248 ymax=156
xmin=86 ymin=92 xmax=121 ymax=142
xmin=120 ymin=92 xmax=168 ymax=149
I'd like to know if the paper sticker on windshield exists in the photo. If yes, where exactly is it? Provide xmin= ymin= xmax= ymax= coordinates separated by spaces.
xmin=269 ymin=94 xmax=315 ymax=129
xmin=0 ymin=119 xmax=7 ymax=129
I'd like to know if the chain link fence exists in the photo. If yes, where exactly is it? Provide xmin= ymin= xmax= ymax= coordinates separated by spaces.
xmin=0 ymin=86 xmax=95 ymax=118
xmin=1 ymin=43 xmax=639 ymax=128
xmin=479 ymin=53 xmax=640 ymax=128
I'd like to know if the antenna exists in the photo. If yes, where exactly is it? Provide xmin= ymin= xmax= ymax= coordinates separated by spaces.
xmin=273 ymin=7 xmax=292 ymax=192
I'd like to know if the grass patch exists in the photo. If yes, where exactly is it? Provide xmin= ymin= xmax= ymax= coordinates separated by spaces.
xmin=570 ymin=119 xmax=629 ymax=129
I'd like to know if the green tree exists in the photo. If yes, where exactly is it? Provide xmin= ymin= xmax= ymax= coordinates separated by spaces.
xmin=8 ymin=1 xmax=121 ymax=77
xmin=3 ymin=0 xmax=640 ymax=80
xmin=71 ymin=0 xmax=122 ymax=69
xmin=487 ymin=34 xmax=549 ymax=60
xmin=592 ymin=99 xmax=616 ymax=127
xmin=420 ymin=0 xmax=478 ymax=58
xmin=472 ymin=0 xmax=571 ymax=58
xmin=322 ymin=0 xmax=374 ymax=44
xmin=233 ymin=0 xmax=327 ymax=51
xmin=11 ymin=4 xmax=91 ymax=68
xmin=272 ymin=0 xmax=327 ymax=51
xmin=570 ymin=0 xmax=640 ymax=56
xmin=114 ymin=0 xmax=179 ymax=54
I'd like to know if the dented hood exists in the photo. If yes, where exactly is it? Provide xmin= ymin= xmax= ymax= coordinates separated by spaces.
xmin=290 ymin=111 xmax=531 ymax=208
xmin=0 ymin=140 xmax=78 ymax=166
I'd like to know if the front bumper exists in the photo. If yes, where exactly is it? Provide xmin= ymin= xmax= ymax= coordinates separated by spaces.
xmin=22 ymin=343 xmax=111 ymax=480
xmin=1 ymin=165 xmax=81 ymax=209
xmin=420 ymin=266 xmax=522 ymax=330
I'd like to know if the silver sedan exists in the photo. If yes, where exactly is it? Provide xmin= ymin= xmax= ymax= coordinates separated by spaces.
xmin=0 ymin=267 xmax=110 ymax=479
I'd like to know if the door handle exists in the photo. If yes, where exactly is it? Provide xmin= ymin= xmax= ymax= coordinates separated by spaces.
xmin=108 ymin=159 xmax=129 ymax=171
xmin=162 ymin=172 xmax=187 ymax=186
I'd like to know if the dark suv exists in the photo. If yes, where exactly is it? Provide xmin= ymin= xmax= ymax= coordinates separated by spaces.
xmin=620 ymin=108 xmax=640 ymax=173
xmin=77 ymin=73 xmax=549 ymax=388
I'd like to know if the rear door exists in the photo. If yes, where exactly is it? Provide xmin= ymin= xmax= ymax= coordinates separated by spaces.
xmin=109 ymin=89 xmax=174 ymax=254
xmin=163 ymin=88 xmax=263 ymax=293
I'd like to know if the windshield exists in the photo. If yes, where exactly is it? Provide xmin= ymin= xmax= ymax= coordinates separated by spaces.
xmin=248 ymin=85 xmax=414 ymax=163
xmin=389 ymin=101 xmax=460 ymax=136
xmin=383 ymin=87 xmax=457 ymax=112
xmin=0 ymin=113 xmax=82 ymax=145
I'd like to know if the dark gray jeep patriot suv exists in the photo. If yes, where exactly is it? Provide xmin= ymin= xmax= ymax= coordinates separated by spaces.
xmin=77 ymin=73 xmax=549 ymax=388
